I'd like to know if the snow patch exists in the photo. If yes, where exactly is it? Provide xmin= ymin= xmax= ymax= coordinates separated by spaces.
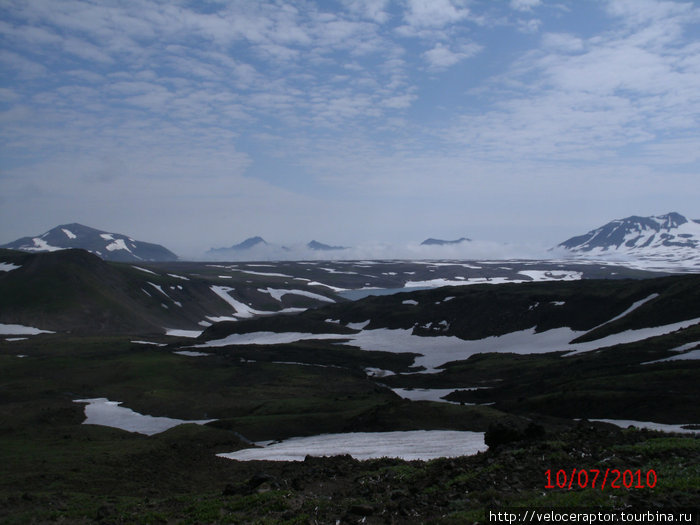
xmin=402 ymin=299 xmax=419 ymax=306
xmin=61 ymin=228 xmax=77 ymax=239
xmin=391 ymin=388 xmax=463 ymax=404
xmin=259 ymin=288 xmax=335 ymax=303
xmin=0 ymin=323 xmax=54 ymax=335
xmin=74 ymin=398 xmax=215 ymax=436
xmin=590 ymin=419 xmax=699 ymax=434
xmin=195 ymin=331 xmax=349 ymax=348
xmin=133 ymin=266 xmax=157 ymax=275
xmin=0 ymin=262 xmax=21 ymax=272
xmin=165 ymin=329 xmax=203 ymax=338
xmin=29 ymin=238 xmax=62 ymax=252
xmin=217 ymin=430 xmax=487 ymax=462
xmin=211 ymin=286 xmax=278 ymax=318
xmin=347 ymin=320 xmax=370 ymax=330
xmin=106 ymin=238 xmax=132 ymax=253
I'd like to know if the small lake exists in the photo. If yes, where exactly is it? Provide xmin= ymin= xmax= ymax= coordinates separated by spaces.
xmin=339 ymin=286 xmax=430 ymax=300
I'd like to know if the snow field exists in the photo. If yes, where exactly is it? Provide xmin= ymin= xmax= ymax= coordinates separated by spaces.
xmin=73 ymin=398 xmax=215 ymax=436
xmin=217 ymin=430 xmax=487 ymax=462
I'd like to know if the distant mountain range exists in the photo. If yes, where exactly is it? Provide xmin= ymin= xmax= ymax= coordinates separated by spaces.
xmin=1 ymin=223 xmax=177 ymax=262
xmin=5 ymin=214 xmax=699 ymax=268
xmin=206 ymin=237 xmax=349 ymax=260
xmin=208 ymin=236 xmax=268 ymax=254
xmin=307 ymin=240 xmax=347 ymax=251
xmin=421 ymin=237 xmax=471 ymax=246
xmin=557 ymin=212 xmax=700 ymax=268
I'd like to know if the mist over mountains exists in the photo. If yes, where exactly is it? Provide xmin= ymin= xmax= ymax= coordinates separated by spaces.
xmin=3 ymin=212 xmax=700 ymax=268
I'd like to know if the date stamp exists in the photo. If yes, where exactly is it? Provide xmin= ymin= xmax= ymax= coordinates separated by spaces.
xmin=545 ymin=468 xmax=657 ymax=491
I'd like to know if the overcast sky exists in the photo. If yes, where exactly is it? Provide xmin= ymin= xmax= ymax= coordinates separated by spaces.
xmin=1 ymin=0 xmax=699 ymax=258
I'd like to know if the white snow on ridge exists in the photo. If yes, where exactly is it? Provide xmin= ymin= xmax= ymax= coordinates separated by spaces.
xmin=404 ymin=271 xmax=583 ymax=289
xmin=391 ymin=388 xmax=463 ymax=404
xmin=74 ymin=398 xmax=215 ymax=436
xmin=259 ymin=287 xmax=335 ymax=303
xmin=590 ymin=419 xmax=698 ymax=434
xmin=236 ymin=270 xmax=293 ymax=278
xmin=133 ymin=266 xmax=157 ymax=275
xmin=165 ymin=328 xmax=202 ymax=338
xmin=0 ymin=262 xmax=21 ymax=272
xmin=217 ymin=430 xmax=487 ymax=462
xmin=61 ymin=228 xmax=77 ymax=239
xmin=195 ymin=317 xmax=700 ymax=372
xmin=598 ymin=294 xmax=659 ymax=327
xmin=517 ymin=270 xmax=582 ymax=281
xmin=28 ymin=238 xmax=62 ymax=252
xmin=100 ymin=233 xmax=114 ymax=240
xmin=106 ymin=238 xmax=133 ymax=253
xmin=195 ymin=331 xmax=349 ymax=348
xmin=211 ymin=286 xmax=277 ymax=318
xmin=0 ymin=323 xmax=54 ymax=335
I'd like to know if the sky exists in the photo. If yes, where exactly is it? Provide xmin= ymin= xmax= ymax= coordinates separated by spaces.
xmin=1 ymin=0 xmax=699 ymax=259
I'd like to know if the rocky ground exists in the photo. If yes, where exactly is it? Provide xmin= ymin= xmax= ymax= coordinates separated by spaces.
xmin=1 ymin=420 xmax=698 ymax=524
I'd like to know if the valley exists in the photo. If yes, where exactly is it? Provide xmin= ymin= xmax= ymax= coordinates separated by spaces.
xmin=0 ymin=249 xmax=698 ymax=522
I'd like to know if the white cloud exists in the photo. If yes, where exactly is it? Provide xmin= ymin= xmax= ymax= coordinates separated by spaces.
xmin=423 ymin=42 xmax=482 ymax=69
xmin=403 ymin=0 xmax=472 ymax=28
xmin=510 ymin=0 xmax=542 ymax=11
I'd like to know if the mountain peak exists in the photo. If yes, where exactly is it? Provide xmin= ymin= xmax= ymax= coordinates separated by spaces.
xmin=421 ymin=237 xmax=471 ymax=246
xmin=307 ymin=240 xmax=347 ymax=251
xmin=1 ymin=224 xmax=178 ymax=262
xmin=557 ymin=212 xmax=700 ymax=264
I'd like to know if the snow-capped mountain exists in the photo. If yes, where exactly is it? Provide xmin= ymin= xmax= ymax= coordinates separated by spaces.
xmin=557 ymin=212 xmax=700 ymax=268
xmin=421 ymin=237 xmax=471 ymax=246
xmin=1 ymin=223 xmax=178 ymax=262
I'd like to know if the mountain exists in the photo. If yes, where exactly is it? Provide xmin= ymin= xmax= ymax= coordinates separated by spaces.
xmin=421 ymin=237 xmax=471 ymax=246
xmin=307 ymin=240 xmax=347 ymax=251
xmin=1 ymin=223 xmax=178 ymax=262
xmin=207 ymin=236 xmax=268 ymax=256
xmin=557 ymin=212 xmax=700 ymax=267
xmin=0 ymin=248 xmax=340 ymax=334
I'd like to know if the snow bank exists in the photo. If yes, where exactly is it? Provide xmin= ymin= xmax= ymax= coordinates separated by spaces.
xmin=591 ymin=419 xmax=699 ymax=434
xmin=73 ymin=398 xmax=215 ymax=436
xmin=217 ymin=430 xmax=487 ymax=461
xmin=0 ymin=323 xmax=54 ymax=335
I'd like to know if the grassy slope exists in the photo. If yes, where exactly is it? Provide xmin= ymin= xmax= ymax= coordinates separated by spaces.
xmin=1 ymin=271 xmax=698 ymax=521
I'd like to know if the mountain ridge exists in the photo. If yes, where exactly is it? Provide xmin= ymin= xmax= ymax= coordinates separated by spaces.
xmin=557 ymin=212 xmax=700 ymax=266
xmin=1 ymin=223 xmax=178 ymax=263
xmin=421 ymin=237 xmax=471 ymax=246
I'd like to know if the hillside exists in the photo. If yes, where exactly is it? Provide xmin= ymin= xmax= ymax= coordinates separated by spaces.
xmin=0 ymin=249 xmax=338 ymax=334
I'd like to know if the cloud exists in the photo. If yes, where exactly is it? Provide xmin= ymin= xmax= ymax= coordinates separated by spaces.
xmin=510 ymin=0 xmax=542 ymax=11
xmin=402 ymin=0 xmax=472 ymax=29
xmin=423 ymin=42 xmax=482 ymax=69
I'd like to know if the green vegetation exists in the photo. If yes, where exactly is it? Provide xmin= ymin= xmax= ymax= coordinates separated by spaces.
xmin=1 ymin=257 xmax=698 ymax=522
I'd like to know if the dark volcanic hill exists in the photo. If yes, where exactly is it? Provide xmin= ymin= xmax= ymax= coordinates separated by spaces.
xmin=0 ymin=248 xmax=342 ymax=335
xmin=1 ymin=223 xmax=177 ymax=262
xmin=0 ymin=249 xmax=210 ymax=334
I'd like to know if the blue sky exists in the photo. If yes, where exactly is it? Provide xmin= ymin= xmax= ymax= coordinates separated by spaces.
xmin=1 ymin=0 xmax=699 ymax=258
